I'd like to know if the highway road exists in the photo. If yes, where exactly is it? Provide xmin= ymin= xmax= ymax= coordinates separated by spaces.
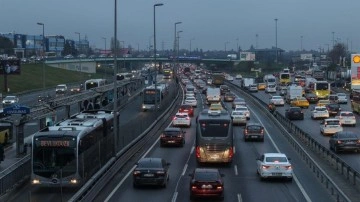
xmin=94 ymin=82 xmax=334 ymax=202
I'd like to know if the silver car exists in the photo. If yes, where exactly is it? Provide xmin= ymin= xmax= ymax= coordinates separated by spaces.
xmin=256 ymin=153 xmax=293 ymax=181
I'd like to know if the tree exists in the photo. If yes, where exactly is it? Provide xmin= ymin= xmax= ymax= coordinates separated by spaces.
xmin=0 ymin=36 xmax=15 ymax=55
xmin=110 ymin=37 xmax=121 ymax=55
xmin=62 ymin=41 xmax=77 ymax=56
xmin=328 ymin=43 xmax=347 ymax=65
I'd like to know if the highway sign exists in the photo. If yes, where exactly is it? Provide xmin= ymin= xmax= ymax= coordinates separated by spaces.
xmin=3 ymin=105 xmax=30 ymax=115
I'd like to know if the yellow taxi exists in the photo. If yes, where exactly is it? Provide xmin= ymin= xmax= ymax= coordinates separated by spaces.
xmin=290 ymin=97 xmax=310 ymax=108
xmin=208 ymin=103 xmax=224 ymax=114
xmin=257 ymin=83 xmax=266 ymax=90
xmin=317 ymin=99 xmax=330 ymax=107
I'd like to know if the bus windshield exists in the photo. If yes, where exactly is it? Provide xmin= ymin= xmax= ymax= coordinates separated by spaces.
xmin=85 ymin=82 xmax=98 ymax=90
xmin=199 ymin=120 xmax=230 ymax=137
xmin=280 ymin=74 xmax=290 ymax=79
xmin=316 ymin=83 xmax=329 ymax=90
xmin=143 ymin=89 xmax=160 ymax=104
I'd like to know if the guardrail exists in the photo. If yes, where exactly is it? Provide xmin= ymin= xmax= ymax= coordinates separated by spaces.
xmin=226 ymin=81 xmax=356 ymax=202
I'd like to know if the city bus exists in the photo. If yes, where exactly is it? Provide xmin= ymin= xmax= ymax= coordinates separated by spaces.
xmin=313 ymin=80 xmax=330 ymax=99
xmin=163 ymin=69 xmax=173 ymax=79
xmin=195 ymin=109 xmax=233 ymax=165
xmin=84 ymin=78 xmax=107 ymax=90
xmin=31 ymin=110 xmax=117 ymax=187
xmin=142 ymin=84 xmax=168 ymax=111
xmin=351 ymin=90 xmax=360 ymax=113
xmin=212 ymin=71 xmax=225 ymax=86
xmin=279 ymin=72 xmax=291 ymax=85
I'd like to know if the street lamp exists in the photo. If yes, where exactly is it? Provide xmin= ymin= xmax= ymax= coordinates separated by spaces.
xmin=113 ymin=0 xmax=119 ymax=149
xmin=236 ymin=38 xmax=239 ymax=52
xmin=120 ymin=41 xmax=125 ymax=69
xmin=332 ymin=32 xmax=335 ymax=48
xmin=37 ymin=22 xmax=45 ymax=90
xmin=177 ymin=31 xmax=183 ymax=56
xmin=174 ymin=22 xmax=182 ymax=57
xmin=189 ymin=38 xmax=195 ymax=55
xmin=224 ymin=41 xmax=229 ymax=53
xmin=102 ymin=37 xmax=107 ymax=55
xmin=300 ymin=35 xmax=303 ymax=51
xmin=75 ymin=32 xmax=82 ymax=80
xmin=153 ymin=3 xmax=164 ymax=112
xmin=274 ymin=18 xmax=278 ymax=63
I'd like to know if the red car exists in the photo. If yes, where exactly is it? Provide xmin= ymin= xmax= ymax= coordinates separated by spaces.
xmin=179 ymin=104 xmax=194 ymax=117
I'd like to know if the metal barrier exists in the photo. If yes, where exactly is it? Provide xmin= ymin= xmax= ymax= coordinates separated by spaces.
xmin=226 ymin=81 xmax=356 ymax=202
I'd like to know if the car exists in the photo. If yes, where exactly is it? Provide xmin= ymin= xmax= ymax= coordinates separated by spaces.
xmin=208 ymin=103 xmax=223 ymax=114
xmin=232 ymin=97 xmax=246 ymax=109
xmin=235 ymin=74 xmax=242 ymax=79
xmin=311 ymin=106 xmax=329 ymax=119
xmin=64 ymin=54 xmax=74 ymax=59
xmin=290 ymin=97 xmax=309 ymax=108
xmin=179 ymin=104 xmax=194 ymax=117
xmin=320 ymin=118 xmax=343 ymax=136
xmin=317 ymin=99 xmax=330 ymax=106
xmin=133 ymin=157 xmax=170 ymax=188
xmin=37 ymin=95 xmax=51 ymax=103
xmin=189 ymin=168 xmax=224 ymax=200
xmin=257 ymin=83 xmax=266 ymax=90
xmin=2 ymin=95 xmax=19 ymax=107
xmin=329 ymin=131 xmax=360 ymax=153
xmin=244 ymin=122 xmax=264 ymax=142
xmin=226 ymin=76 xmax=234 ymax=81
xmin=248 ymin=84 xmax=258 ymax=92
xmin=285 ymin=107 xmax=304 ymax=120
xmin=70 ymin=85 xmax=83 ymax=94
xmin=231 ymin=111 xmax=247 ymax=125
xmin=270 ymin=95 xmax=285 ymax=106
xmin=55 ymin=84 xmax=68 ymax=95
xmin=224 ymin=92 xmax=236 ymax=102
xmin=326 ymin=103 xmax=341 ymax=116
xmin=256 ymin=153 xmax=293 ymax=181
xmin=336 ymin=93 xmax=348 ymax=104
xmin=234 ymin=106 xmax=250 ymax=120
xmin=220 ymin=85 xmax=230 ymax=95
xmin=265 ymin=84 xmax=277 ymax=93
xmin=160 ymin=127 xmax=186 ymax=147
xmin=185 ymin=92 xmax=195 ymax=98
xmin=335 ymin=111 xmax=356 ymax=127
xmin=305 ymin=93 xmax=319 ymax=104
xmin=328 ymin=94 xmax=339 ymax=103
xmin=172 ymin=112 xmax=191 ymax=127
xmin=184 ymin=96 xmax=197 ymax=107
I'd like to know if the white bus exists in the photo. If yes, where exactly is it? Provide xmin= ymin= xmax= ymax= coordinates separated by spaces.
xmin=84 ymin=79 xmax=107 ymax=90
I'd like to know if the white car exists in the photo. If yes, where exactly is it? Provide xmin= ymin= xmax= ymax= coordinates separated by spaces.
xmin=336 ymin=111 xmax=356 ymax=127
xmin=311 ymin=106 xmax=329 ymax=119
xmin=2 ymin=95 xmax=19 ymax=106
xmin=231 ymin=111 xmax=247 ymax=125
xmin=185 ymin=92 xmax=195 ymax=98
xmin=256 ymin=153 xmax=293 ymax=181
xmin=265 ymin=84 xmax=277 ymax=93
xmin=270 ymin=96 xmax=284 ymax=106
xmin=336 ymin=93 xmax=348 ymax=104
xmin=184 ymin=96 xmax=197 ymax=107
xmin=234 ymin=106 xmax=250 ymax=120
xmin=235 ymin=74 xmax=242 ymax=79
xmin=172 ymin=113 xmax=191 ymax=127
xmin=320 ymin=118 xmax=343 ymax=135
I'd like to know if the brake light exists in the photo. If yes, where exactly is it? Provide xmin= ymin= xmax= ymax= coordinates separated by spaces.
xmin=284 ymin=165 xmax=292 ymax=170
xmin=216 ymin=185 xmax=223 ymax=190
xmin=337 ymin=140 xmax=342 ymax=144
xmin=357 ymin=140 xmax=360 ymax=144
xmin=261 ymin=129 xmax=264 ymax=134
xmin=262 ymin=165 xmax=270 ymax=169
xmin=133 ymin=171 xmax=141 ymax=176
xmin=228 ymin=147 xmax=234 ymax=158
xmin=244 ymin=130 xmax=248 ymax=134
xmin=186 ymin=117 xmax=190 ymax=120
xmin=173 ymin=117 xmax=177 ymax=120
xmin=196 ymin=146 xmax=201 ymax=158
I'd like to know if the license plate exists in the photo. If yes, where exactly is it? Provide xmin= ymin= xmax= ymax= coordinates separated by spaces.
xmin=144 ymin=173 xmax=154 ymax=177
xmin=272 ymin=173 xmax=282 ymax=176
xmin=168 ymin=140 xmax=175 ymax=143
xmin=211 ymin=154 xmax=219 ymax=159
xmin=345 ymin=121 xmax=350 ymax=123
xmin=251 ymin=136 xmax=258 ymax=138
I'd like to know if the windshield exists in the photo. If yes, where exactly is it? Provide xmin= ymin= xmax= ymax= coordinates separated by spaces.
xmin=143 ymin=89 xmax=160 ymax=104
xmin=194 ymin=171 xmax=219 ymax=181
xmin=280 ymin=74 xmax=290 ymax=79
xmin=199 ymin=120 xmax=230 ymax=137
xmin=265 ymin=157 xmax=287 ymax=163
xmin=316 ymin=83 xmax=329 ymax=90
xmin=85 ymin=82 xmax=98 ymax=90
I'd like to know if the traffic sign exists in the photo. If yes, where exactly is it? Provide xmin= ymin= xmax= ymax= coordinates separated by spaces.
xmin=3 ymin=105 xmax=30 ymax=115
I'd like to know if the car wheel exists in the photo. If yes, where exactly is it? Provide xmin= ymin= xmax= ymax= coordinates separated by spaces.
xmin=334 ymin=146 xmax=339 ymax=153
xmin=260 ymin=138 xmax=264 ymax=142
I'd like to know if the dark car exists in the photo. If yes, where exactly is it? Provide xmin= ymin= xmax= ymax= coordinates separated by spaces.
xmin=329 ymin=131 xmax=360 ymax=153
xmin=326 ymin=103 xmax=341 ymax=116
xmin=305 ymin=93 xmax=319 ymax=104
xmin=220 ymin=85 xmax=230 ymax=95
xmin=133 ymin=158 xmax=170 ymax=188
xmin=38 ymin=95 xmax=51 ymax=103
xmin=224 ymin=92 xmax=236 ymax=102
xmin=160 ymin=127 xmax=185 ymax=147
xmin=244 ymin=122 xmax=265 ymax=142
xmin=189 ymin=168 xmax=224 ymax=200
xmin=285 ymin=107 xmax=304 ymax=120
xmin=179 ymin=104 xmax=194 ymax=117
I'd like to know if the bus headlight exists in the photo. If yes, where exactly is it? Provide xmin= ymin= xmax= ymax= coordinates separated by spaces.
xmin=32 ymin=179 xmax=40 ymax=184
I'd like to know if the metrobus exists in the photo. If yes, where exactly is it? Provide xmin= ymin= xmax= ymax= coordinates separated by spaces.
xmin=195 ymin=109 xmax=233 ymax=164
xmin=142 ymin=84 xmax=168 ymax=111
xmin=84 ymin=78 xmax=107 ymax=90
xmin=212 ymin=71 xmax=225 ymax=86
xmin=163 ymin=69 xmax=173 ymax=79
xmin=313 ymin=81 xmax=330 ymax=99
xmin=31 ymin=110 xmax=117 ymax=187
xmin=351 ymin=90 xmax=360 ymax=113
xmin=279 ymin=72 xmax=291 ymax=85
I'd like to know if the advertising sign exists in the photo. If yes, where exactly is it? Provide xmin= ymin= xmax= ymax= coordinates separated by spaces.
xmin=0 ymin=59 xmax=21 ymax=75
xmin=351 ymin=54 xmax=360 ymax=90
xmin=239 ymin=52 xmax=255 ymax=61
xmin=300 ymin=54 xmax=313 ymax=61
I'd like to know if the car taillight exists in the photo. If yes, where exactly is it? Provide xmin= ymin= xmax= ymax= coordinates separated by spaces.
xmin=244 ymin=130 xmax=248 ymax=134
xmin=160 ymin=134 xmax=166 ymax=138
xmin=216 ymin=185 xmax=223 ymax=190
xmin=261 ymin=129 xmax=264 ymax=134
xmin=186 ymin=117 xmax=190 ymax=120
xmin=262 ymin=165 xmax=270 ymax=169
xmin=337 ymin=140 xmax=342 ymax=144
xmin=196 ymin=146 xmax=201 ymax=158
xmin=228 ymin=147 xmax=234 ymax=158
xmin=133 ymin=171 xmax=141 ymax=176
xmin=284 ymin=165 xmax=292 ymax=170
xmin=173 ymin=117 xmax=177 ymax=120
xmin=357 ymin=140 xmax=360 ymax=144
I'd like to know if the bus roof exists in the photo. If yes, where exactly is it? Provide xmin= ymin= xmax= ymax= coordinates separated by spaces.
xmin=197 ymin=109 xmax=231 ymax=121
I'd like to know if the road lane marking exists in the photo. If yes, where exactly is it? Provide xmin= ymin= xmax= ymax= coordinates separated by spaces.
xmin=182 ymin=164 xmax=188 ymax=176
xmin=171 ymin=192 xmax=178 ymax=202
xmin=234 ymin=165 xmax=238 ymax=176
xmin=237 ymin=193 xmax=242 ymax=202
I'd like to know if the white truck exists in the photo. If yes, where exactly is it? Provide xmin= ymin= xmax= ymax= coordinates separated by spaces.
xmin=227 ymin=54 xmax=237 ymax=60
xmin=286 ymin=85 xmax=303 ymax=103
xmin=206 ymin=87 xmax=221 ymax=105
xmin=241 ymin=78 xmax=255 ymax=89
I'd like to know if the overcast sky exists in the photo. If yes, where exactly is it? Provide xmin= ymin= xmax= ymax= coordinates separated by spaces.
xmin=0 ymin=0 xmax=359 ymax=52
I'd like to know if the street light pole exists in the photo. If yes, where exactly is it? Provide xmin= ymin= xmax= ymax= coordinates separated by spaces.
xmin=113 ymin=0 xmax=119 ymax=149
xmin=174 ymin=22 xmax=182 ymax=58
xmin=154 ymin=3 xmax=164 ymax=112
xmin=300 ymin=35 xmax=303 ymax=51
xmin=37 ymin=22 xmax=45 ymax=90
xmin=190 ymin=38 xmax=194 ymax=55
xmin=224 ymin=41 xmax=229 ymax=53
xmin=332 ymin=31 xmax=335 ymax=48
xmin=75 ymin=32 xmax=82 ymax=80
xmin=275 ymin=18 xmax=278 ymax=63
xmin=102 ymin=37 xmax=107 ymax=78
xmin=120 ymin=41 xmax=125 ymax=69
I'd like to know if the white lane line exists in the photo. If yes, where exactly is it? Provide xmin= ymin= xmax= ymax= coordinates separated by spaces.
xmin=105 ymin=135 xmax=161 ymax=202
xmin=182 ymin=164 xmax=188 ymax=176
xmin=171 ymin=192 xmax=178 ymax=202
xmin=237 ymin=193 xmax=243 ymax=202
xmin=234 ymin=165 xmax=238 ymax=176
xmin=190 ymin=145 xmax=195 ymax=154
xmin=233 ymin=145 xmax=236 ymax=154
xmin=251 ymin=107 xmax=312 ymax=202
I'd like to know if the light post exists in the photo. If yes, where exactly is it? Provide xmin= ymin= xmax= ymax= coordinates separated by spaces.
xmin=236 ymin=38 xmax=239 ymax=52
xmin=153 ymin=3 xmax=164 ymax=112
xmin=224 ymin=41 xmax=229 ymax=53
xmin=75 ymin=32 xmax=82 ymax=80
xmin=174 ymin=22 xmax=182 ymax=58
xmin=102 ymin=37 xmax=107 ymax=78
xmin=37 ymin=22 xmax=45 ymax=90
xmin=177 ymin=31 xmax=183 ymax=57
xmin=255 ymin=34 xmax=258 ymax=49
xmin=332 ymin=32 xmax=335 ymax=48
xmin=189 ymin=38 xmax=195 ymax=55
xmin=275 ymin=18 xmax=278 ymax=63
xmin=113 ymin=0 xmax=119 ymax=149
xmin=300 ymin=35 xmax=303 ymax=51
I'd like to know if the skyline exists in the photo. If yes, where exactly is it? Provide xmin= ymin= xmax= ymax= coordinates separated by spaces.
xmin=0 ymin=0 xmax=359 ymax=52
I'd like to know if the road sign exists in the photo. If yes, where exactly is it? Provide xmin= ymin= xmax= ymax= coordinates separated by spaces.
xmin=3 ymin=105 xmax=30 ymax=115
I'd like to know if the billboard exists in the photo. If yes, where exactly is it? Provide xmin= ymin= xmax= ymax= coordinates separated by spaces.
xmin=0 ymin=59 xmax=21 ymax=75
xmin=351 ymin=54 xmax=360 ymax=90
xmin=300 ymin=54 xmax=313 ymax=61
xmin=239 ymin=52 xmax=255 ymax=61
